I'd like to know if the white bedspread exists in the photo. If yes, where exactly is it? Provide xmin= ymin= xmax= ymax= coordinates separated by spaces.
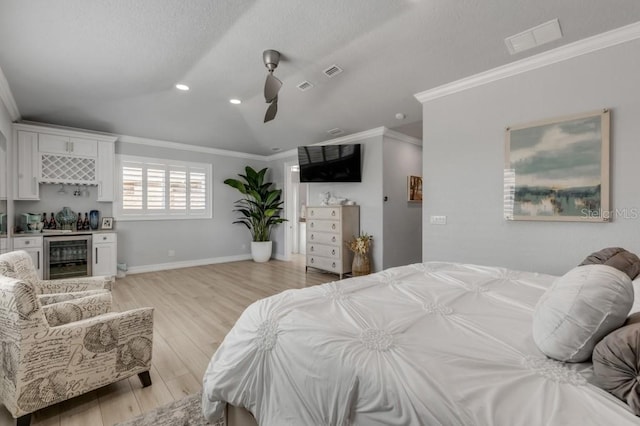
xmin=202 ymin=262 xmax=640 ymax=425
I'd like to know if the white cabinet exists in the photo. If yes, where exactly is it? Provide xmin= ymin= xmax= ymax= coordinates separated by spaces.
xmin=13 ymin=236 xmax=43 ymax=279
xmin=306 ymin=206 xmax=359 ymax=279
xmin=92 ymin=233 xmax=117 ymax=277
xmin=38 ymin=133 xmax=98 ymax=157
xmin=16 ymin=131 xmax=39 ymax=200
xmin=0 ymin=238 xmax=7 ymax=254
xmin=97 ymin=140 xmax=114 ymax=202
xmin=13 ymin=123 xmax=117 ymax=199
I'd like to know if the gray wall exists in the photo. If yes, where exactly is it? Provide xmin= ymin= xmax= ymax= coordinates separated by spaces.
xmin=421 ymin=39 xmax=640 ymax=275
xmin=382 ymin=137 xmax=422 ymax=268
xmin=115 ymin=142 xmax=267 ymax=270
xmin=304 ymin=135 xmax=384 ymax=271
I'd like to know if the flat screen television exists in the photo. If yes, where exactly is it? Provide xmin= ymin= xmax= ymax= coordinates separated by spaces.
xmin=297 ymin=144 xmax=362 ymax=183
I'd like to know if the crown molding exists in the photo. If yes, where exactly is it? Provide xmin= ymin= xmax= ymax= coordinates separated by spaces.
xmin=0 ymin=65 xmax=20 ymax=121
xmin=415 ymin=21 xmax=640 ymax=104
xmin=14 ymin=121 xmax=117 ymax=142
xmin=117 ymin=134 xmax=266 ymax=161
xmin=382 ymin=128 xmax=422 ymax=146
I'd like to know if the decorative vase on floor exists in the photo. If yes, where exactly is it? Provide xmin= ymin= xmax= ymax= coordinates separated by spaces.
xmin=251 ymin=241 xmax=272 ymax=263
xmin=352 ymin=252 xmax=371 ymax=276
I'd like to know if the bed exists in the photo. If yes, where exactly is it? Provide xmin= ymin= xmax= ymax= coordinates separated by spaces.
xmin=202 ymin=261 xmax=640 ymax=425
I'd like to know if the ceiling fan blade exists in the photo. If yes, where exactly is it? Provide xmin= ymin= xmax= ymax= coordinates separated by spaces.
xmin=264 ymin=98 xmax=278 ymax=123
xmin=264 ymin=73 xmax=282 ymax=103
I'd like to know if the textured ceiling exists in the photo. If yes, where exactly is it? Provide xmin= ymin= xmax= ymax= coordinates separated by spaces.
xmin=0 ymin=1 xmax=639 ymax=155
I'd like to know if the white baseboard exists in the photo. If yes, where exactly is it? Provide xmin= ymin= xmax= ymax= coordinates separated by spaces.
xmin=126 ymin=254 xmax=252 ymax=275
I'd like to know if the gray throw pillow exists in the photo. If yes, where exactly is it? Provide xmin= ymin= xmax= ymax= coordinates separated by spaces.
xmin=593 ymin=323 xmax=640 ymax=415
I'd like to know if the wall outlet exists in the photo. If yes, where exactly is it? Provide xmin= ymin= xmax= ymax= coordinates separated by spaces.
xmin=168 ymin=250 xmax=175 ymax=257
xmin=430 ymin=215 xmax=447 ymax=225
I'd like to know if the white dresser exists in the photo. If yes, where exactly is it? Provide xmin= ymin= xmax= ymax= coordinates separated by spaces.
xmin=306 ymin=205 xmax=360 ymax=279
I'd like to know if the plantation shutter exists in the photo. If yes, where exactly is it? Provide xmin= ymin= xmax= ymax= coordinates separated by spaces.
xmin=116 ymin=155 xmax=212 ymax=220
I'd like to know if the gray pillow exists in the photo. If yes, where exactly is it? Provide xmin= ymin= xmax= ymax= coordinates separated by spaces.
xmin=593 ymin=323 xmax=640 ymax=415
xmin=580 ymin=247 xmax=640 ymax=280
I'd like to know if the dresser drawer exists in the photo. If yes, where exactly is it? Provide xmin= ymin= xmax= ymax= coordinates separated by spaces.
xmin=14 ymin=236 xmax=43 ymax=248
xmin=307 ymin=207 xmax=341 ymax=220
xmin=307 ymin=243 xmax=341 ymax=259
xmin=308 ymin=232 xmax=339 ymax=245
xmin=307 ymin=219 xmax=339 ymax=233
xmin=307 ymin=255 xmax=342 ymax=272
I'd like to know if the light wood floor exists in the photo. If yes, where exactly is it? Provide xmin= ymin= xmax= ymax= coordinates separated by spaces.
xmin=0 ymin=256 xmax=335 ymax=426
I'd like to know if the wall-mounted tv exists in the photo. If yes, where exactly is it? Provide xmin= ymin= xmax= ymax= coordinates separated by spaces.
xmin=297 ymin=144 xmax=362 ymax=183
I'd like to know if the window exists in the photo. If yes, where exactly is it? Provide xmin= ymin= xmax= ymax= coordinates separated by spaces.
xmin=114 ymin=155 xmax=212 ymax=220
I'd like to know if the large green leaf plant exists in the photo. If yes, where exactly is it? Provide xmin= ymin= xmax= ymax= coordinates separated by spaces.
xmin=224 ymin=166 xmax=287 ymax=242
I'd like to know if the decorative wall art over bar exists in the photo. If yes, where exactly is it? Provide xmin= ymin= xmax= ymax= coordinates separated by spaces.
xmin=504 ymin=109 xmax=610 ymax=222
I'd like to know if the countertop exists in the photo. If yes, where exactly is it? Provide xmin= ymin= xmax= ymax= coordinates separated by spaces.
xmin=13 ymin=230 xmax=115 ymax=237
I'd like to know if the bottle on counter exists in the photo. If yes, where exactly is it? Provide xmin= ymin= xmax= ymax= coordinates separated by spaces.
xmin=77 ymin=213 xmax=82 ymax=231
xmin=83 ymin=213 xmax=90 ymax=230
xmin=49 ymin=212 xmax=56 ymax=229
xmin=42 ymin=213 xmax=47 ymax=227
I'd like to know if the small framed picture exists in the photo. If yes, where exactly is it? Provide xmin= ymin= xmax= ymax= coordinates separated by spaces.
xmin=407 ymin=176 xmax=423 ymax=202
xmin=101 ymin=217 xmax=114 ymax=230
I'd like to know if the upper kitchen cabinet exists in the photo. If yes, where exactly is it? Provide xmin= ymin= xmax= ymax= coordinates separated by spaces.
xmin=13 ymin=123 xmax=117 ymax=201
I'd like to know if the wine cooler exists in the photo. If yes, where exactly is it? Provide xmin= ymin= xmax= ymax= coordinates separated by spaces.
xmin=43 ymin=234 xmax=93 ymax=280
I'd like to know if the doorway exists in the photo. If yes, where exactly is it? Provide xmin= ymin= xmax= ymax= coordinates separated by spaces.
xmin=283 ymin=160 xmax=308 ymax=261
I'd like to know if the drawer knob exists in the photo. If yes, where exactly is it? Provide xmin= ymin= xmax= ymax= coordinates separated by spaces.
xmin=25 ymin=241 xmax=30 ymax=245
xmin=332 ymin=249 xmax=336 ymax=255
xmin=310 ymin=258 xmax=314 ymax=264
xmin=310 ymin=246 xmax=314 ymax=252
xmin=332 ymin=262 xmax=336 ymax=268
xmin=310 ymin=223 xmax=314 ymax=228
xmin=311 ymin=234 xmax=314 ymax=240
xmin=331 ymin=211 xmax=336 ymax=216
xmin=102 ymin=236 xmax=107 ymax=240
xmin=310 ymin=210 xmax=314 ymax=216
xmin=331 ymin=224 xmax=336 ymax=230
xmin=332 ymin=236 xmax=336 ymax=242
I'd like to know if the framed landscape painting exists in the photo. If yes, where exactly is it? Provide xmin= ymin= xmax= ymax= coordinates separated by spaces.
xmin=504 ymin=109 xmax=610 ymax=222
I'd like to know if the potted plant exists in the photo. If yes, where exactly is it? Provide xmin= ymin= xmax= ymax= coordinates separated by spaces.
xmin=224 ymin=166 xmax=287 ymax=262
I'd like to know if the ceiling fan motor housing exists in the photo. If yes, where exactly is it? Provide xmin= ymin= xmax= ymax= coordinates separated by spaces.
xmin=263 ymin=49 xmax=280 ymax=71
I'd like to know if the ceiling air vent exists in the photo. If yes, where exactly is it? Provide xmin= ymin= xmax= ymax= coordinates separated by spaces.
xmin=505 ymin=19 xmax=563 ymax=55
xmin=296 ymin=80 xmax=314 ymax=91
xmin=323 ymin=65 xmax=343 ymax=78
xmin=327 ymin=128 xmax=344 ymax=136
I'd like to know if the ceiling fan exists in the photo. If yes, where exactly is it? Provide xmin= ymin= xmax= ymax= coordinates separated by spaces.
xmin=263 ymin=49 xmax=282 ymax=123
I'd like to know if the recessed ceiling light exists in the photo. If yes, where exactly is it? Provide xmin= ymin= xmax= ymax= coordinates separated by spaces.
xmin=229 ymin=99 xmax=242 ymax=104
xmin=175 ymin=84 xmax=190 ymax=91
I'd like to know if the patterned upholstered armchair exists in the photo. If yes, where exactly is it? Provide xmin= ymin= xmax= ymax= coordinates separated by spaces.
xmin=0 ymin=275 xmax=154 ymax=426
xmin=0 ymin=250 xmax=112 ymax=305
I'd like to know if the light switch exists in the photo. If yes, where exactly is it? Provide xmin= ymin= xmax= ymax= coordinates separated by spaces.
xmin=430 ymin=215 xmax=447 ymax=225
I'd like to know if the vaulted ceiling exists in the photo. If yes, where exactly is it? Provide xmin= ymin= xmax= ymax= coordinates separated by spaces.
xmin=0 ymin=1 xmax=638 ymax=155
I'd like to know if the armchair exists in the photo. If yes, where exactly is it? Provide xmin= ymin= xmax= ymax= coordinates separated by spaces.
xmin=0 ymin=275 xmax=154 ymax=426
xmin=0 ymin=250 xmax=112 ymax=304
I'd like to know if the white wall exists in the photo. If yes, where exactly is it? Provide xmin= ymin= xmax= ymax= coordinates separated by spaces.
xmin=420 ymin=39 xmax=640 ymax=275
xmin=382 ymin=136 xmax=422 ymax=268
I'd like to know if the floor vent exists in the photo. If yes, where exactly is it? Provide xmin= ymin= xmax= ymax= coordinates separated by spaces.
xmin=323 ymin=65 xmax=343 ymax=78
xmin=296 ymin=81 xmax=314 ymax=91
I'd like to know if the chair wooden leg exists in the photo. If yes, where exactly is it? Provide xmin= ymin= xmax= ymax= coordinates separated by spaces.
xmin=17 ymin=414 xmax=31 ymax=426
xmin=138 ymin=371 xmax=152 ymax=387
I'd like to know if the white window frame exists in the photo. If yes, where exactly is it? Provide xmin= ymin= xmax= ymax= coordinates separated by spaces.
xmin=114 ymin=154 xmax=212 ymax=221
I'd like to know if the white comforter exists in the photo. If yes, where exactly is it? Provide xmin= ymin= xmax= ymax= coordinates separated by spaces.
xmin=202 ymin=262 xmax=640 ymax=425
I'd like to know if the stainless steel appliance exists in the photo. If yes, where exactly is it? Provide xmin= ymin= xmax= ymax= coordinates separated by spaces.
xmin=43 ymin=234 xmax=92 ymax=280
